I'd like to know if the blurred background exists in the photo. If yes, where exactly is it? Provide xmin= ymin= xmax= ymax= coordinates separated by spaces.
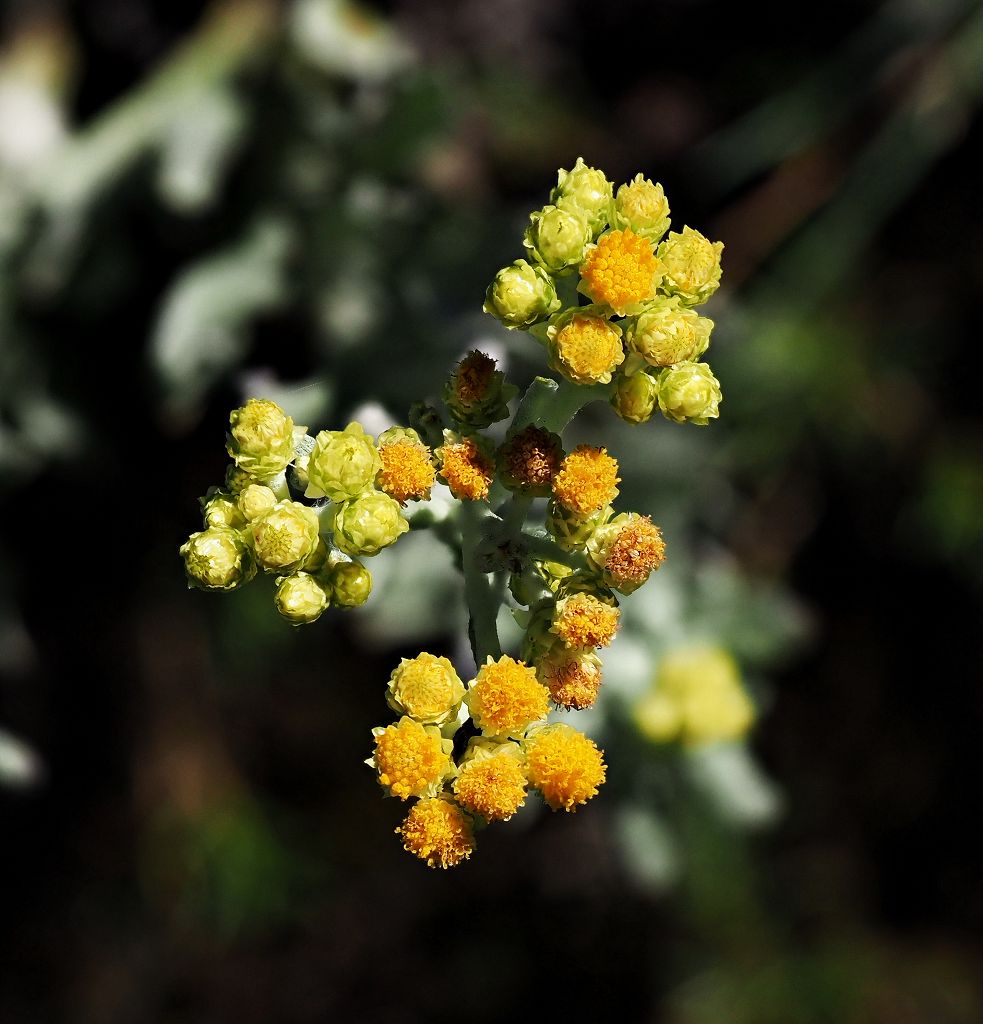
xmin=2 ymin=0 xmax=982 ymax=1020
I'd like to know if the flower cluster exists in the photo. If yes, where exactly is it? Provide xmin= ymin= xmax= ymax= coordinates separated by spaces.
xmin=180 ymin=160 xmax=741 ymax=867
xmin=180 ymin=398 xmax=438 ymax=623
xmin=484 ymin=158 xmax=724 ymax=427
xmin=370 ymin=652 xmax=606 ymax=868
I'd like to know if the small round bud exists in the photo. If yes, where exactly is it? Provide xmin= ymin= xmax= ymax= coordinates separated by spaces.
xmin=200 ymin=488 xmax=246 ymax=530
xmin=523 ymin=205 xmax=592 ymax=273
xmin=545 ymin=499 xmax=611 ymax=551
xmin=226 ymin=398 xmax=295 ymax=481
xmin=550 ymin=157 xmax=614 ymax=236
xmin=627 ymin=297 xmax=713 ymax=368
xmin=180 ymin=526 xmax=256 ymax=592
xmin=657 ymin=361 xmax=722 ymax=426
xmin=610 ymin=173 xmax=670 ymax=242
xmin=250 ymin=500 xmax=322 ymax=574
xmin=482 ymin=260 xmax=561 ymax=330
xmin=237 ymin=483 xmax=278 ymax=522
xmin=224 ymin=464 xmax=253 ymax=495
xmin=497 ymin=425 xmax=563 ymax=497
xmin=611 ymin=371 xmax=659 ymax=425
xmin=546 ymin=309 xmax=625 ymax=386
xmin=300 ymin=537 xmax=329 ymax=573
xmin=326 ymin=559 xmax=372 ymax=608
xmin=331 ymin=491 xmax=409 ymax=557
xmin=305 ymin=421 xmax=382 ymax=501
xmin=657 ymin=227 xmax=723 ymax=307
xmin=274 ymin=572 xmax=329 ymax=625
xmin=443 ymin=351 xmax=518 ymax=429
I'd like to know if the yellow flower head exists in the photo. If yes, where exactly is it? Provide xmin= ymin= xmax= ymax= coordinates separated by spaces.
xmin=396 ymin=797 xmax=475 ymax=869
xmin=386 ymin=652 xmax=465 ymax=726
xmin=452 ymin=350 xmax=496 ymax=406
xmin=453 ymin=738 xmax=528 ymax=822
xmin=465 ymin=655 xmax=550 ymax=738
xmin=498 ymin=425 xmax=564 ymax=496
xmin=579 ymin=228 xmax=664 ymax=315
xmin=657 ymin=226 xmax=724 ymax=307
xmin=551 ymin=445 xmax=620 ymax=518
xmin=377 ymin=438 xmax=436 ymax=504
xmin=551 ymin=592 xmax=620 ymax=649
xmin=538 ymin=648 xmax=603 ymax=710
xmin=587 ymin=512 xmax=666 ymax=594
xmin=524 ymin=724 xmax=606 ymax=811
xmin=437 ymin=436 xmax=495 ymax=501
xmin=546 ymin=311 xmax=625 ymax=386
xmin=636 ymin=646 xmax=755 ymax=746
xmin=370 ymin=717 xmax=455 ymax=800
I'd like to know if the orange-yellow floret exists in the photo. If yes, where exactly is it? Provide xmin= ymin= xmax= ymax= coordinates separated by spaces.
xmin=437 ymin=438 xmax=495 ymax=501
xmin=465 ymin=655 xmax=550 ymax=738
xmin=539 ymin=652 xmax=603 ymax=710
xmin=453 ymin=744 xmax=528 ymax=822
xmin=499 ymin=426 xmax=563 ymax=493
xmin=386 ymin=652 xmax=464 ymax=726
xmin=524 ymin=724 xmax=606 ymax=811
xmin=552 ymin=592 xmax=620 ymax=649
xmin=548 ymin=312 xmax=625 ymax=385
xmin=371 ymin=717 xmax=454 ymax=800
xmin=396 ymin=797 xmax=475 ymax=869
xmin=605 ymin=517 xmax=666 ymax=589
xmin=552 ymin=445 xmax=620 ymax=518
xmin=452 ymin=350 xmax=497 ymax=405
xmin=579 ymin=228 xmax=663 ymax=314
xmin=378 ymin=440 xmax=436 ymax=504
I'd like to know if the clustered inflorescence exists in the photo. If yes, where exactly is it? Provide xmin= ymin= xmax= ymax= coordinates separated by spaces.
xmin=180 ymin=160 xmax=726 ymax=868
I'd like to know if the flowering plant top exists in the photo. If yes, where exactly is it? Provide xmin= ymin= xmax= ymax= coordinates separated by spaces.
xmin=180 ymin=159 xmax=732 ymax=868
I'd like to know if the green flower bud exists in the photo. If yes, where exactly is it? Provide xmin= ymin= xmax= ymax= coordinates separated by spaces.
xmin=301 ymin=537 xmax=329 ymax=573
xmin=508 ymin=568 xmax=550 ymax=607
xmin=610 ymin=173 xmax=670 ymax=242
xmin=251 ymin=500 xmax=322 ymax=573
xmin=657 ymin=362 xmax=722 ymax=426
xmin=326 ymin=559 xmax=372 ymax=608
xmin=274 ymin=572 xmax=329 ymax=625
xmin=627 ymin=296 xmax=713 ymax=368
xmin=520 ymin=602 xmax=559 ymax=664
xmin=180 ymin=526 xmax=256 ymax=592
xmin=200 ymin=488 xmax=246 ymax=530
xmin=305 ymin=421 xmax=382 ymax=501
xmin=224 ymin=464 xmax=253 ymax=495
xmin=523 ymin=205 xmax=592 ymax=274
xmin=657 ymin=227 xmax=723 ymax=307
xmin=483 ymin=260 xmax=561 ymax=330
xmin=611 ymin=371 xmax=659 ymax=425
xmin=237 ymin=483 xmax=278 ymax=522
xmin=550 ymin=157 xmax=614 ymax=237
xmin=331 ymin=490 xmax=409 ymax=557
xmin=546 ymin=499 xmax=611 ymax=550
xmin=443 ymin=351 xmax=518 ymax=428
xmin=226 ymin=398 xmax=295 ymax=481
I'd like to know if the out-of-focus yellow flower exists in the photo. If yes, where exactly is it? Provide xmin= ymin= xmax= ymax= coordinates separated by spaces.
xmin=634 ymin=646 xmax=755 ymax=746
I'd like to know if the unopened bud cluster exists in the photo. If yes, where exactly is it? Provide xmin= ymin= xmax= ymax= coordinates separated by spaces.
xmin=180 ymin=398 xmax=440 ymax=623
xmin=484 ymin=158 xmax=724 ymax=426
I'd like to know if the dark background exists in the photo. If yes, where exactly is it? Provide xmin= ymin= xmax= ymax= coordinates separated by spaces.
xmin=2 ymin=0 xmax=982 ymax=1020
